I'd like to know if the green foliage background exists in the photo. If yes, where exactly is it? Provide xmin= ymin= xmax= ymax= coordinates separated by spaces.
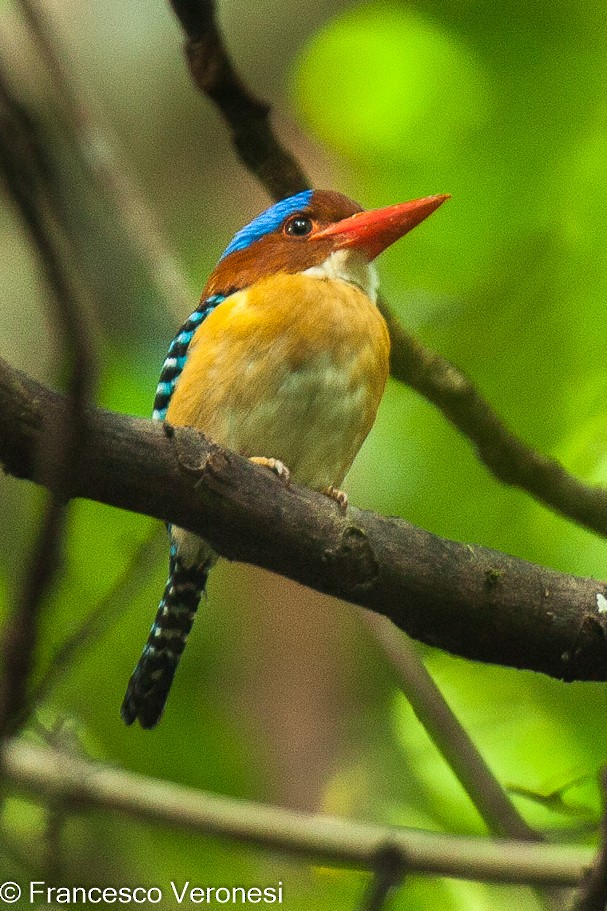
xmin=1 ymin=0 xmax=607 ymax=907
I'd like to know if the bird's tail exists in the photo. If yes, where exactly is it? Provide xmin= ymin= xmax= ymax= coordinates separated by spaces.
xmin=121 ymin=552 xmax=208 ymax=729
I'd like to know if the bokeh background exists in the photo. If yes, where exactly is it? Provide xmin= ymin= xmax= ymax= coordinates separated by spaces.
xmin=1 ymin=0 xmax=607 ymax=907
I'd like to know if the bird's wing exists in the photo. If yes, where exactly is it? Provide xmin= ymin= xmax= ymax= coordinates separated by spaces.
xmin=152 ymin=293 xmax=226 ymax=420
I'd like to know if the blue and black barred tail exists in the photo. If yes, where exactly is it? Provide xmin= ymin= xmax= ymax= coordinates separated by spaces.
xmin=121 ymin=557 xmax=208 ymax=729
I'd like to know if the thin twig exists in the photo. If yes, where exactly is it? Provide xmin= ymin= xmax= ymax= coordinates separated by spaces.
xmin=1 ymin=739 xmax=592 ymax=886
xmin=168 ymin=0 xmax=310 ymax=201
xmin=381 ymin=306 xmax=607 ymax=538
xmin=0 ymin=65 xmax=95 ymax=738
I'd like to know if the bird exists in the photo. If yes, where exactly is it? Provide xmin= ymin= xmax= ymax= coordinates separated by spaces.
xmin=121 ymin=188 xmax=448 ymax=729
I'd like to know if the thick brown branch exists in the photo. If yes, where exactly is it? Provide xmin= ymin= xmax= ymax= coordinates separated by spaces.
xmin=2 ymin=356 xmax=607 ymax=682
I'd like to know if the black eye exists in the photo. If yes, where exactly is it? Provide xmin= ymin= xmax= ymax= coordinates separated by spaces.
xmin=285 ymin=215 xmax=313 ymax=237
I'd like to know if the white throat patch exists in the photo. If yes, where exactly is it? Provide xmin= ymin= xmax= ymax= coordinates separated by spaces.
xmin=303 ymin=249 xmax=379 ymax=303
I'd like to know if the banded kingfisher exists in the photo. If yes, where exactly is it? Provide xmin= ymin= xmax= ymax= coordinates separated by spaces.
xmin=121 ymin=188 xmax=448 ymax=728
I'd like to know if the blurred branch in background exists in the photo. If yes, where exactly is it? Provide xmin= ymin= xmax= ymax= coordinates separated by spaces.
xmin=0 ymin=739 xmax=592 ymax=887
xmin=361 ymin=612 xmax=540 ymax=843
xmin=14 ymin=0 xmax=192 ymax=324
xmin=0 ymin=63 xmax=95 ymax=739
xmin=1 ymin=358 xmax=607 ymax=684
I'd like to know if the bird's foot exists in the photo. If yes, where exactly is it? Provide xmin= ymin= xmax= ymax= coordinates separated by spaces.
xmin=249 ymin=456 xmax=291 ymax=486
xmin=323 ymin=485 xmax=349 ymax=511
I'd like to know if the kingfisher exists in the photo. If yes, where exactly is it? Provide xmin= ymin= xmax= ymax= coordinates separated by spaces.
xmin=121 ymin=188 xmax=448 ymax=728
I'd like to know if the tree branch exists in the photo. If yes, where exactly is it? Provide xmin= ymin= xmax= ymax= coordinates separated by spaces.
xmin=2 ymin=355 xmax=607 ymax=682
xmin=1 ymin=739 xmax=592 ymax=886
xmin=358 ymin=846 xmax=407 ymax=911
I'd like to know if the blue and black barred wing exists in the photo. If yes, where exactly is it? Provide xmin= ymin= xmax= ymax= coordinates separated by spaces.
xmin=152 ymin=293 xmax=225 ymax=421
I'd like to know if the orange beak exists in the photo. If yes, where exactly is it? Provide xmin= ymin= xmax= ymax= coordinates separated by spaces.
xmin=313 ymin=194 xmax=450 ymax=260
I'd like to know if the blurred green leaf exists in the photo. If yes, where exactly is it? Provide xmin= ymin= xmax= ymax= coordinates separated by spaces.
xmin=293 ymin=2 xmax=490 ymax=166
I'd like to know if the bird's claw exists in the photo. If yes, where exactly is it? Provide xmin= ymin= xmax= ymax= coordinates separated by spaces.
xmin=249 ymin=456 xmax=291 ymax=486
xmin=323 ymin=485 xmax=348 ymax=511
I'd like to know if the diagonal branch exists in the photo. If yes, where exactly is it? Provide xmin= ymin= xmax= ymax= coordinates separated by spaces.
xmin=362 ymin=613 xmax=541 ymax=843
xmin=2 ymin=355 xmax=607 ymax=683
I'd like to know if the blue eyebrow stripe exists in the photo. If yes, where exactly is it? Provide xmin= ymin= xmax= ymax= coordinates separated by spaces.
xmin=219 ymin=190 xmax=314 ymax=260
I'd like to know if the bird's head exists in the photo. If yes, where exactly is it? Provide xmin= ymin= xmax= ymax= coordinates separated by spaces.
xmin=203 ymin=189 xmax=449 ymax=300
